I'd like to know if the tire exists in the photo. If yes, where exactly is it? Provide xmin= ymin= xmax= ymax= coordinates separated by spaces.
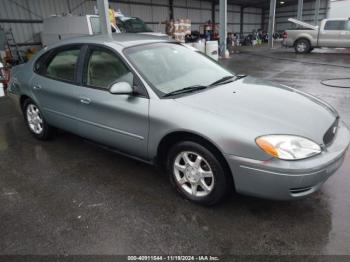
xmin=166 ymin=141 xmax=230 ymax=206
xmin=23 ymin=99 xmax=54 ymax=140
xmin=294 ymin=39 xmax=311 ymax=54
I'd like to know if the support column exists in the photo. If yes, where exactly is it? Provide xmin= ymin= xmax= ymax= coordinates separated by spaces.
xmin=67 ymin=0 xmax=72 ymax=13
xmin=211 ymin=1 xmax=216 ymax=24
xmin=219 ymin=0 xmax=227 ymax=56
xmin=240 ymin=6 xmax=244 ymax=37
xmin=169 ymin=0 xmax=174 ymax=20
xmin=314 ymin=0 xmax=321 ymax=25
xmin=261 ymin=9 xmax=265 ymax=31
xmin=268 ymin=0 xmax=276 ymax=48
xmin=97 ymin=0 xmax=111 ymax=35
xmin=297 ymin=0 xmax=303 ymax=21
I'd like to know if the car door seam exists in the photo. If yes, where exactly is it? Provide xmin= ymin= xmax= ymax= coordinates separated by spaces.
xmin=44 ymin=108 xmax=144 ymax=140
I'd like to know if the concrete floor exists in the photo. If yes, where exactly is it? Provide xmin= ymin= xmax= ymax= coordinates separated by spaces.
xmin=0 ymin=47 xmax=350 ymax=255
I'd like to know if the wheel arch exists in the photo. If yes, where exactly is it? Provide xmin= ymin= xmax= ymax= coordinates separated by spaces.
xmin=294 ymin=37 xmax=311 ymax=47
xmin=156 ymin=131 xmax=234 ymax=187
xmin=20 ymin=95 xmax=32 ymax=111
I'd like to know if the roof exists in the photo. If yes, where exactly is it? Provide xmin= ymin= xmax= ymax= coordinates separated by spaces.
xmin=47 ymin=33 xmax=171 ymax=49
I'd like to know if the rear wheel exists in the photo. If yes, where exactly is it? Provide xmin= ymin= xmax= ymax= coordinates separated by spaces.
xmin=23 ymin=99 xmax=54 ymax=140
xmin=295 ymin=39 xmax=311 ymax=54
xmin=166 ymin=141 xmax=230 ymax=206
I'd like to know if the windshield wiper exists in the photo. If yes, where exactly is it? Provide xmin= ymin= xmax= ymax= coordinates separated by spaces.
xmin=209 ymin=75 xmax=236 ymax=87
xmin=163 ymin=85 xmax=208 ymax=97
xmin=209 ymin=74 xmax=247 ymax=87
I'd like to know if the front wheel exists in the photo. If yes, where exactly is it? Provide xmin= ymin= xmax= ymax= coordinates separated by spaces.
xmin=166 ymin=141 xmax=231 ymax=206
xmin=23 ymin=99 xmax=54 ymax=140
xmin=295 ymin=39 xmax=311 ymax=54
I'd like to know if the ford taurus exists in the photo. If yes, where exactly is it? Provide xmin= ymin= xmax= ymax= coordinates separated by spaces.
xmin=8 ymin=34 xmax=350 ymax=205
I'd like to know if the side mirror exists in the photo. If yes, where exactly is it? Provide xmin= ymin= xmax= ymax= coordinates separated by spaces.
xmin=109 ymin=82 xmax=133 ymax=95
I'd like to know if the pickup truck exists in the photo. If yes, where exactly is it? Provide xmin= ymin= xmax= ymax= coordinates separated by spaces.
xmin=285 ymin=18 xmax=350 ymax=53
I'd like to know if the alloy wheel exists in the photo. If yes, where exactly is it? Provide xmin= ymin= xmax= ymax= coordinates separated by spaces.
xmin=173 ymin=151 xmax=215 ymax=197
xmin=297 ymin=42 xmax=306 ymax=52
xmin=26 ymin=104 xmax=44 ymax=135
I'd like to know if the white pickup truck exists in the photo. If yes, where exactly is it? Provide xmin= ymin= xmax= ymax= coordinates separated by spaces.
xmin=285 ymin=18 xmax=350 ymax=53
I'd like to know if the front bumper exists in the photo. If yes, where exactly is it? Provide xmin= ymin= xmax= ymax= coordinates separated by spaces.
xmin=225 ymin=121 xmax=350 ymax=200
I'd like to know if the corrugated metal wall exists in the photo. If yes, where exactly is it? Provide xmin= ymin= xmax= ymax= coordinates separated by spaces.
xmin=214 ymin=5 xmax=262 ymax=34
xmin=263 ymin=0 xmax=329 ymax=32
xmin=0 ymin=0 xmax=262 ymax=49
xmin=173 ymin=0 xmax=212 ymax=31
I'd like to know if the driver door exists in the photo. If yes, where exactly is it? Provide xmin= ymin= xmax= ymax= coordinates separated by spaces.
xmin=74 ymin=46 xmax=150 ymax=159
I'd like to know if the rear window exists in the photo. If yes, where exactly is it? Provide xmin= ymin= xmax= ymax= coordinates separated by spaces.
xmin=324 ymin=20 xmax=347 ymax=30
xmin=45 ymin=48 xmax=80 ymax=82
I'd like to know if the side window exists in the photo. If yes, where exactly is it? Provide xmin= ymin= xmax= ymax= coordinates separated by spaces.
xmin=45 ymin=48 xmax=80 ymax=82
xmin=86 ymin=49 xmax=133 ymax=89
xmin=324 ymin=20 xmax=346 ymax=31
xmin=34 ymin=51 xmax=51 ymax=74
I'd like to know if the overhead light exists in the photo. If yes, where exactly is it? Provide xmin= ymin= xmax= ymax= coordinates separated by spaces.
xmin=280 ymin=1 xmax=285 ymax=4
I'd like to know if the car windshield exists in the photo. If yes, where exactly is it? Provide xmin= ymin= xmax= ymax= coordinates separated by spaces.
xmin=125 ymin=43 xmax=234 ymax=96
xmin=117 ymin=17 xmax=153 ymax=33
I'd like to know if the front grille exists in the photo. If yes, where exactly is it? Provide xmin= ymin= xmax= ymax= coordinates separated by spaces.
xmin=323 ymin=117 xmax=339 ymax=146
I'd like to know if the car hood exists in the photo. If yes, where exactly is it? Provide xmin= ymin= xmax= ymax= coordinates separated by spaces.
xmin=174 ymin=76 xmax=338 ymax=145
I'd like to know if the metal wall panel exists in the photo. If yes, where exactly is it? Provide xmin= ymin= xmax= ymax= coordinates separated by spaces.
xmin=174 ymin=8 xmax=188 ymax=19
xmin=200 ymin=1 xmax=211 ymax=9
xmin=152 ymin=6 xmax=169 ymax=22
xmin=174 ymin=0 xmax=187 ymax=8
xmin=215 ymin=4 xmax=262 ymax=35
xmin=200 ymin=10 xmax=211 ymax=22
xmin=187 ymin=0 xmax=201 ymax=8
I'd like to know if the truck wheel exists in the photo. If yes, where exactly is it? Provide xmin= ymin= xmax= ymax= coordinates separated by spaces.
xmin=295 ymin=39 xmax=311 ymax=54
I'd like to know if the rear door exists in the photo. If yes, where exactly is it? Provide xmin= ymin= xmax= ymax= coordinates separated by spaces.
xmin=74 ymin=45 xmax=150 ymax=159
xmin=319 ymin=20 xmax=347 ymax=47
xmin=31 ymin=45 xmax=82 ymax=133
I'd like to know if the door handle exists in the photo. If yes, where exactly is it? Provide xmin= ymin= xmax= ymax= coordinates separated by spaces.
xmin=80 ymin=97 xmax=91 ymax=104
xmin=33 ymin=85 xmax=42 ymax=90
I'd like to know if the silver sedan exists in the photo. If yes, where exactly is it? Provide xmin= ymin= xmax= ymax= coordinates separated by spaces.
xmin=8 ymin=34 xmax=350 ymax=205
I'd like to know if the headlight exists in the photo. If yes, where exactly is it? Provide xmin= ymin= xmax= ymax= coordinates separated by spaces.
xmin=256 ymin=135 xmax=322 ymax=160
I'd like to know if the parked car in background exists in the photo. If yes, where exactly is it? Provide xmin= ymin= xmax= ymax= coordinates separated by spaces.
xmin=116 ymin=16 xmax=152 ymax=33
xmin=8 ymin=34 xmax=350 ymax=205
xmin=285 ymin=18 xmax=350 ymax=53
xmin=116 ymin=15 xmax=167 ymax=37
